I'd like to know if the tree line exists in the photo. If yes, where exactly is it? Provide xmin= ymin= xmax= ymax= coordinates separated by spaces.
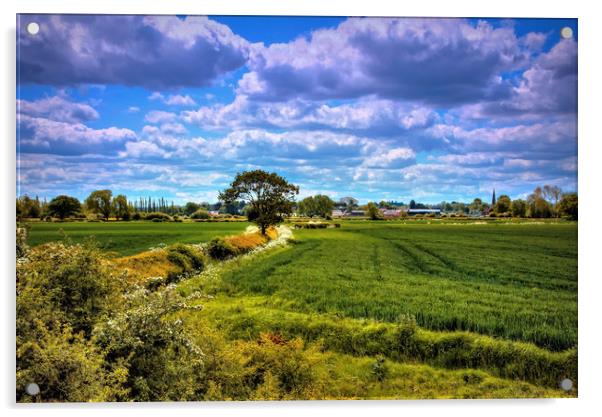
xmin=16 ymin=178 xmax=578 ymax=224
xmin=16 ymin=190 xmax=247 ymax=221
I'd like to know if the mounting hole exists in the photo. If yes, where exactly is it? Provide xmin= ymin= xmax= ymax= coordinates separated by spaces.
xmin=25 ymin=382 xmax=40 ymax=396
xmin=560 ymin=27 xmax=573 ymax=39
xmin=560 ymin=378 xmax=573 ymax=391
xmin=26 ymin=22 xmax=40 ymax=36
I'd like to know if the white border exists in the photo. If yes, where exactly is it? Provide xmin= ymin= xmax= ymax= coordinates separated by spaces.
xmin=2 ymin=1 xmax=601 ymax=416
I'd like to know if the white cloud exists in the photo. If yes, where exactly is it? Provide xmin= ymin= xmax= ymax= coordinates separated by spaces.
xmin=18 ymin=95 xmax=99 ymax=123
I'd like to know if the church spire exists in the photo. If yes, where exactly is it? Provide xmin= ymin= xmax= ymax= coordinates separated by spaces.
xmin=492 ymin=189 xmax=496 ymax=206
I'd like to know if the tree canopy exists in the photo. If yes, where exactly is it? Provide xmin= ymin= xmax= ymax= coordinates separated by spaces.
xmin=47 ymin=195 xmax=81 ymax=220
xmin=298 ymin=195 xmax=335 ymax=218
xmin=219 ymin=170 xmax=299 ymax=234
xmin=85 ymin=190 xmax=113 ymax=220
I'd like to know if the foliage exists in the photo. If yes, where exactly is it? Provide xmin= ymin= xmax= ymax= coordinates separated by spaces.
xmin=16 ymin=321 xmax=123 ymax=402
xmin=93 ymin=287 xmax=205 ymax=401
xmin=241 ymin=333 xmax=318 ymax=399
xmin=366 ymin=202 xmax=383 ymax=220
xmin=543 ymin=185 xmax=563 ymax=217
xmin=17 ymin=224 xmax=29 ymax=258
xmin=17 ymin=240 xmax=123 ymax=337
xmin=144 ymin=212 xmax=173 ymax=221
xmin=297 ymin=195 xmax=335 ymax=218
xmin=113 ymin=194 xmax=131 ymax=221
xmin=191 ymin=209 xmax=211 ymax=219
xmin=226 ymin=233 xmax=269 ymax=253
xmin=17 ymin=195 xmax=43 ymax=219
xmin=184 ymin=202 xmax=202 ymax=215
xmin=166 ymin=243 xmax=207 ymax=271
xmin=470 ymin=198 xmax=483 ymax=212
xmin=527 ymin=187 xmax=553 ymax=218
xmin=558 ymin=192 xmax=578 ymax=220
xmin=85 ymin=190 xmax=113 ymax=220
xmin=220 ymin=170 xmax=299 ymax=234
xmin=207 ymin=237 xmax=240 ymax=260
xmin=494 ymin=195 xmax=511 ymax=213
xmin=47 ymin=195 xmax=81 ymax=220
xmin=511 ymin=199 xmax=527 ymax=217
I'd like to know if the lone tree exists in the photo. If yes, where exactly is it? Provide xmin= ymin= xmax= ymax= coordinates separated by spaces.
xmin=219 ymin=170 xmax=299 ymax=234
xmin=47 ymin=195 xmax=81 ymax=220
xmin=85 ymin=190 xmax=113 ymax=220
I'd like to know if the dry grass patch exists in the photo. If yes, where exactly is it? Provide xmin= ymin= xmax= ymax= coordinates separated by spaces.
xmin=110 ymin=250 xmax=179 ymax=284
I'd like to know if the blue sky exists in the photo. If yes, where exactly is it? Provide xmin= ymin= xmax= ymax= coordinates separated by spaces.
xmin=16 ymin=15 xmax=577 ymax=204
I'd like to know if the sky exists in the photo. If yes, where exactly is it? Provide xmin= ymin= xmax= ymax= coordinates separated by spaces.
xmin=16 ymin=15 xmax=578 ymax=204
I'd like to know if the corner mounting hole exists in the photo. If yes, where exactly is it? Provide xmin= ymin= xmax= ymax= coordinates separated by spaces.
xmin=27 ymin=22 xmax=40 ymax=35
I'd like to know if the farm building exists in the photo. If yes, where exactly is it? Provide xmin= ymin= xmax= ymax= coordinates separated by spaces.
xmin=380 ymin=209 xmax=403 ymax=218
xmin=407 ymin=209 xmax=441 ymax=216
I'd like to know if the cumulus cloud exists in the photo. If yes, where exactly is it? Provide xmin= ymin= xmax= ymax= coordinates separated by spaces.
xmin=149 ymin=92 xmax=197 ymax=106
xmin=18 ymin=114 xmax=136 ymax=155
xmin=456 ymin=39 xmax=577 ymax=118
xmin=237 ymin=18 xmax=528 ymax=105
xmin=181 ymin=95 xmax=438 ymax=136
xmin=18 ymin=95 xmax=99 ymax=123
xmin=428 ymin=118 xmax=576 ymax=157
xmin=145 ymin=110 xmax=177 ymax=124
xmin=17 ymin=15 xmax=250 ymax=89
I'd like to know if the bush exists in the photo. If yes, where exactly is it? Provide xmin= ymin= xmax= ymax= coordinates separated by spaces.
xmin=207 ymin=237 xmax=239 ymax=260
xmin=167 ymin=244 xmax=206 ymax=270
xmin=242 ymin=333 xmax=317 ymax=399
xmin=226 ymin=233 xmax=268 ymax=254
xmin=190 ymin=209 xmax=210 ymax=220
xmin=145 ymin=212 xmax=173 ymax=221
xmin=132 ymin=212 xmax=142 ymax=221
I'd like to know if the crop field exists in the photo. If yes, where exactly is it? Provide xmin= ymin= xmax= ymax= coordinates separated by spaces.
xmin=215 ymin=222 xmax=577 ymax=351
xmin=20 ymin=219 xmax=578 ymax=399
xmin=25 ymin=220 xmax=249 ymax=256
xmin=173 ymin=220 xmax=577 ymax=398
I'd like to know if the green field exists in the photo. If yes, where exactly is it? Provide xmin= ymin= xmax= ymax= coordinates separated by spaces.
xmin=25 ymin=221 xmax=249 ymax=256
xmin=22 ymin=219 xmax=577 ymax=398
xmin=214 ymin=222 xmax=577 ymax=351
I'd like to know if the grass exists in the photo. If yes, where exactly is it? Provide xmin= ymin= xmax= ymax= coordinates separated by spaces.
xmin=25 ymin=219 xmax=577 ymax=398
xmin=25 ymin=221 xmax=250 ymax=256
xmin=216 ymin=222 xmax=577 ymax=351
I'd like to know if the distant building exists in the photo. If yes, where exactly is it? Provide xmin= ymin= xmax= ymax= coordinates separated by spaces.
xmin=407 ymin=209 xmax=441 ymax=216
xmin=380 ymin=208 xmax=402 ymax=218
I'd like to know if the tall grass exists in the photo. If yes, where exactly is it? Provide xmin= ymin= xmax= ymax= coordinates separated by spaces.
xmin=199 ymin=302 xmax=576 ymax=389
xmin=219 ymin=223 xmax=577 ymax=351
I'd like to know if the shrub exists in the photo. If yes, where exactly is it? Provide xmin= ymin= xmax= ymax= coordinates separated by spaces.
xmin=167 ymin=243 xmax=206 ymax=270
xmin=242 ymin=333 xmax=317 ymax=399
xmin=371 ymin=356 xmax=389 ymax=382
xmin=207 ymin=237 xmax=239 ymax=260
xmin=226 ymin=233 xmax=268 ymax=254
xmin=132 ymin=212 xmax=142 ymax=220
xmin=145 ymin=212 xmax=173 ymax=221
xmin=191 ymin=209 xmax=211 ymax=220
